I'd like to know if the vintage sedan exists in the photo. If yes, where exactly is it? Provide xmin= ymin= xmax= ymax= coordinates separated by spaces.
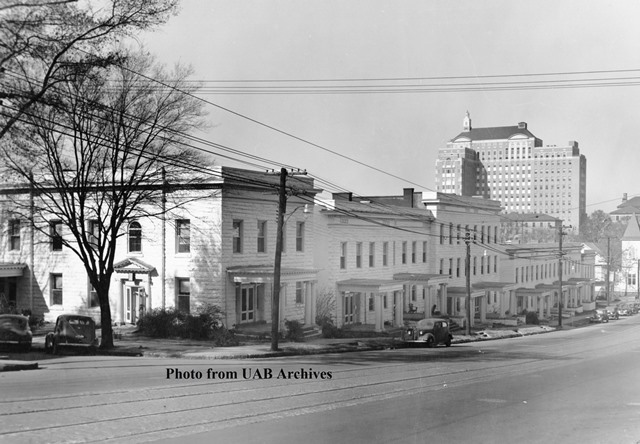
xmin=0 ymin=314 xmax=32 ymax=351
xmin=45 ymin=315 xmax=98 ymax=354
xmin=402 ymin=318 xmax=453 ymax=348
xmin=589 ymin=309 xmax=609 ymax=323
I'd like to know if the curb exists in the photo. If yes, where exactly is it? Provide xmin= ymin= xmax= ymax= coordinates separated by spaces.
xmin=0 ymin=361 xmax=39 ymax=372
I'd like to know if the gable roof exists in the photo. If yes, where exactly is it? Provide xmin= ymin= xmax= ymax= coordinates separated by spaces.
xmin=622 ymin=214 xmax=640 ymax=241
xmin=451 ymin=125 xmax=538 ymax=142
xmin=611 ymin=196 xmax=640 ymax=215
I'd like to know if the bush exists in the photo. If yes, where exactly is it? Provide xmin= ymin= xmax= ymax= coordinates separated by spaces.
xmin=137 ymin=304 xmax=238 ymax=346
xmin=284 ymin=319 xmax=305 ymax=342
xmin=525 ymin=311 xmax=540 ymax=325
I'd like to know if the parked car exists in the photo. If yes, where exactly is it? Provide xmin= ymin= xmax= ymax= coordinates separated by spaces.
xmin=402 ymin=318 xmax=453 ymax=347
xmin=45 ymin=315 xmax=98 ymax=354
xmin=605 ymin=306 xmax=619 ymax=320
xmin=589 ymin=309 xmax=609 ymax=323
xmin=616 ymin=304 xmax=631 ymax=316
xmin=0 ymin=314 xmax=32 ymax=351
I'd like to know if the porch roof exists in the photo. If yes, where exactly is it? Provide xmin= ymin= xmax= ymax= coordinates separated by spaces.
xmin=227 ymin=265 xmax=318 ymax=284
xmin=336 ymin=278 xmax=405 ymax=293
xmin=114 ymin=257 xmax=156 ymax=274
xmin=472 ymin=281 xmax=517 ymax=291
xmin=516 ymin=287 xmax=551 ymax=295
xmin=0 ymin=263 xmax=26 ymax=278
xmin=446 ymin=286 xmax=485 ymax=298
xmin=393 ymin=273 xmax=449 ymax=284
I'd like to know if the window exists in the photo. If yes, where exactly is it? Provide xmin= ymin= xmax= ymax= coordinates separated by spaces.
xmin=177 ymin=278 xmax=190 ymax=313
xmin=296 ymin=221 xmax=305 ymax=252
xmin=368 ymin=295 xmax=374 ymax=311
xmin=176 ymin=219 xmax=191 ymax=253
xmin=439 ymin=258 xmax=444 ymax=275
xmin=383 ymin=295 xmax=388 ymax=309
xmin=473 ymin=257 xmax=477 ymax=275
xmin=51 ymin=274 xmax=63 ymax=305
xmin=628 ymin=273 xmax=636 ymax=286
xmin=233 ymin=220 xmax=243 ymax=253
xmin=128 ymin=221 xmax=142 ymax=253
xmin=422 ymin=241 xmax=427 ymax=263
xmin=456 ymin=258 xmax=461 ymax=277
xmin=440 ymin=224 xmax=445 ymax=244
xmin=88 ymin=281 xmax=99 ymax=308
xmin=356 ymin=242 xmax=362 ymax=268
xmin=9 ymin=219 xmax=20 ymax=250
xmin=257 ymin=221 xmax=267 ymax=253
xmin=449 ymin=224 xmax=453 ymax=245
xmin=411 ymin=241 xmax=417 ymax=263
xmin=402 ymin=242 xmax=407 ymax=264
xmin=50 ymin=221 xmax=63 ymax=251
xmin=295 ymin=282 xmax=303 ymax=304
xmin=369 ymin=242 xmax=375 ymax=267
xmin=383 ymin=242 xmax=388 ymax=266
xmin=340 ymin=242 xmax=347 ymax=269
xmin=449 ymin=258 xmax=453 ymax=277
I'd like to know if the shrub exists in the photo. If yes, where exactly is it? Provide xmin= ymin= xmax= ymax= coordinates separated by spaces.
xmin=284 ymin=319 xmax=305 ymax=342
xmin=525 ymin=311 xmax=540 ymax=325
xmin=137 ymin=303 xmax=238 ymax=346
xmin=315 ymin=290 xmax=336 ymax=326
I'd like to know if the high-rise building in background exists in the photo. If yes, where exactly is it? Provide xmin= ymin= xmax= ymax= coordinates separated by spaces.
xmin=435 ymin=112 xmax=586 ymax=231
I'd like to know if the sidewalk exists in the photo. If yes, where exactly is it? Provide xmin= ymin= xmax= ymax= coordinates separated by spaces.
xmin=0 ymin=314 xmax=594 ymax=372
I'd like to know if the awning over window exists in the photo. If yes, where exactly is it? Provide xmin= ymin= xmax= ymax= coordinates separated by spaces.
xmin=0 ymin=263 xmax=26 ymax=278
xmin=227 ymin=265 xmax=318 ymax=284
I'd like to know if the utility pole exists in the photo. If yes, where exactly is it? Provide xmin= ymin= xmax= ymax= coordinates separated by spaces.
xmin=270 ymin=168 xmax=307 ymax=351
xmin=605 ymin=237 xmax=611 ymax=305
xmin=271 ymin=168 xmax=288 ymax=351
xmin=465 ymin=231 xmax=472 ymax=336
xmin=557 ymin=220 xmax=563 ymax=328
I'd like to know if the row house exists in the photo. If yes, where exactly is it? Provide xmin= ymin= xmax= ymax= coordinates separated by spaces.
xmin=0 ymin=167 xmax=320 ymax=330
xmin=0 ymin=167 xmax=597 ymax=332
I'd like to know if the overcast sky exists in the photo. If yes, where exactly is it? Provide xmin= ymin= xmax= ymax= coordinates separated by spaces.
xmin=141 ymin=0 xmax=640 ymax=213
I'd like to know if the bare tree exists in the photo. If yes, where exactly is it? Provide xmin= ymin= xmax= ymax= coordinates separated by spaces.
xmin=3 ymin=51 xmax=207 ymax=348
xmin=0 ymin=0 xmax=179 ymax=140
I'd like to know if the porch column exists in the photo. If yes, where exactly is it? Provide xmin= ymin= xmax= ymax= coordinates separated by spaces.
xmin=394 ymin=291 xmax=403 ymax=327
xmin=146 ymin=277 xmax=152 ymax=311
xmin=441 ymin=284 xmax=448 ymax=315
xmin=499 ymin=290 xmax=507 ymax=317
xmin=479 ymin=295 xmax=486 ymax=323
xmin=538 ymin=296 xmax=544 ymax=319
xmin=304 ymin=282 xmax=312 ymax=325
xmin=546 ymin=295 xmax=552 ymax=318
xmin=375 ymin=292 xmax=384 ymax=332
xmin=116 ymin=279 xmax=124 ymax=325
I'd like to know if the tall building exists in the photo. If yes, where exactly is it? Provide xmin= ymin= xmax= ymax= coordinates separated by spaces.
xmin=435 ymin=112 xmax=587 ymax=231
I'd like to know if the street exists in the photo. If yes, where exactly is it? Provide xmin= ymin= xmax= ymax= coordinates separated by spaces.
xmin=2 ymin=317 xmax=640 ymax=443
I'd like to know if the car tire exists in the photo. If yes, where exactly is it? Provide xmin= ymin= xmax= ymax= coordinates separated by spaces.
xmin=44 ymin=337 xmax=51 ymax=354
xmin=52 ymin=339 xmax=59 ymax=355
xmin=426 ymin=337 xmax=435 ymax=348
xmin=445 ymin=339 xmax=452 ymax=347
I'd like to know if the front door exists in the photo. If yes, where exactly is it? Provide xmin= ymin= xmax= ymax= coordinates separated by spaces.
xmin=240 ymin=286 xmax=255 ymax=322
xmin=126 ymin=287 xmax=141 ymax=324
xmin=344 ymin=293 xmax=354 ymax=324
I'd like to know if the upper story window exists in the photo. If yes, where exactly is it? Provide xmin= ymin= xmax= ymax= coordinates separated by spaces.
xmin=369 ymin=242 xmax=375 ymax=267
xmin=8 ymin=219 xmax=20 ymax=251
xmin=296 ymin=221 xmax=305 ymax=252
xmin=382 ymin=242 xmax=388 ymax=266
xmin=128 ymin=221 xmax=142 ymax=253
xmin=411 ymin=241 xmax=417 ymax=263
xmin=402 ymin=242 xmax=407 ymax=264
xmin=176 ymin=219 xmax=190 ymax=253
xmin=356 ymin=242 xmax=362 ymax=268
xmin=257 ymin=220 xmax=267 ymax=253
xmin=340 ymin=242 xmax=347 ymax=269
xmin=233 ymin=220 xmax=243 ymax=253
xmin=422 ymin=241 xmax=427 ymax=263
xmin=50 ymin=221 xmax=63 ymax=251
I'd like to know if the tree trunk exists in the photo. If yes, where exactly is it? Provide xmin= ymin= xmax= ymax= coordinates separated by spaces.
xmin=98 ymin=288 xmax=114 ymax=349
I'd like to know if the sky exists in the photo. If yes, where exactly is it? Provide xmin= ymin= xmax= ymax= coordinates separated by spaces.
xmin=140 ymin=0 xmax=640 ymax=213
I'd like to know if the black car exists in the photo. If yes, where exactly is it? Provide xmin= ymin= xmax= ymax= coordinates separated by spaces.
xmin=45 ymin=315 xmax=98 ymax=354
xmin=402 ymin=318 xmax=453 ymax=347
xmin=0 ymin=314 xmax=32 ymax=351
xmin=589 ymin=309 xmax=609 ymax=323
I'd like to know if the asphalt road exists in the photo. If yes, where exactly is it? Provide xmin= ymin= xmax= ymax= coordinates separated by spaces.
xmin=2 ymin=317 xmax=640 ymax=444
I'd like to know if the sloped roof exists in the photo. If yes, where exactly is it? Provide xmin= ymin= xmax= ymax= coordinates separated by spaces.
xmin=622 ymin=214 xmax=640 ymax=241
xmin=451 ymin=125 xmax=537 ymax=142
xmin=611 ymin=196 xmax=640 ymax=214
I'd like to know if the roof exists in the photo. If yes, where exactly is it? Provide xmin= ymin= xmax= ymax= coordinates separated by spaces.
xmin=321 ymin=199 xmax=435 ymax=221
xmin=451 ymin=125 xmax=538 ymax=142
xmin=336 ymin=279 xmax=405 ymax=292
xmin=393 ymin=273 xmax=449 ymax=283
xmin=622 ymin=215 xmax=640 ymax=241
xmin=113 ymin=258 xmax=156 ymax=274
xmin=0 ymin=263 xmax=26 ymax=278
xmin=227 ymin=265 xmax=318 ymax=283
xmin=504 ymin=212 xmax=559 ymax=223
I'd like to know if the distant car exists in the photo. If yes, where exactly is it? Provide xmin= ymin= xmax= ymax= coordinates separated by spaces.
xmin=605 ymin=306 xmax=619 ymax=320
xmin=589 ymin=309 xmax=609 ymax=323
xmin=0 ymin=314 xmax=32 ymax=352
xmin=45 ymin=315 xmax=98 ymax=354
xmin=402 ymin=318 xmax=453 ymax=347
xmin=617 ymin=304 xmax=630 ymax=316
